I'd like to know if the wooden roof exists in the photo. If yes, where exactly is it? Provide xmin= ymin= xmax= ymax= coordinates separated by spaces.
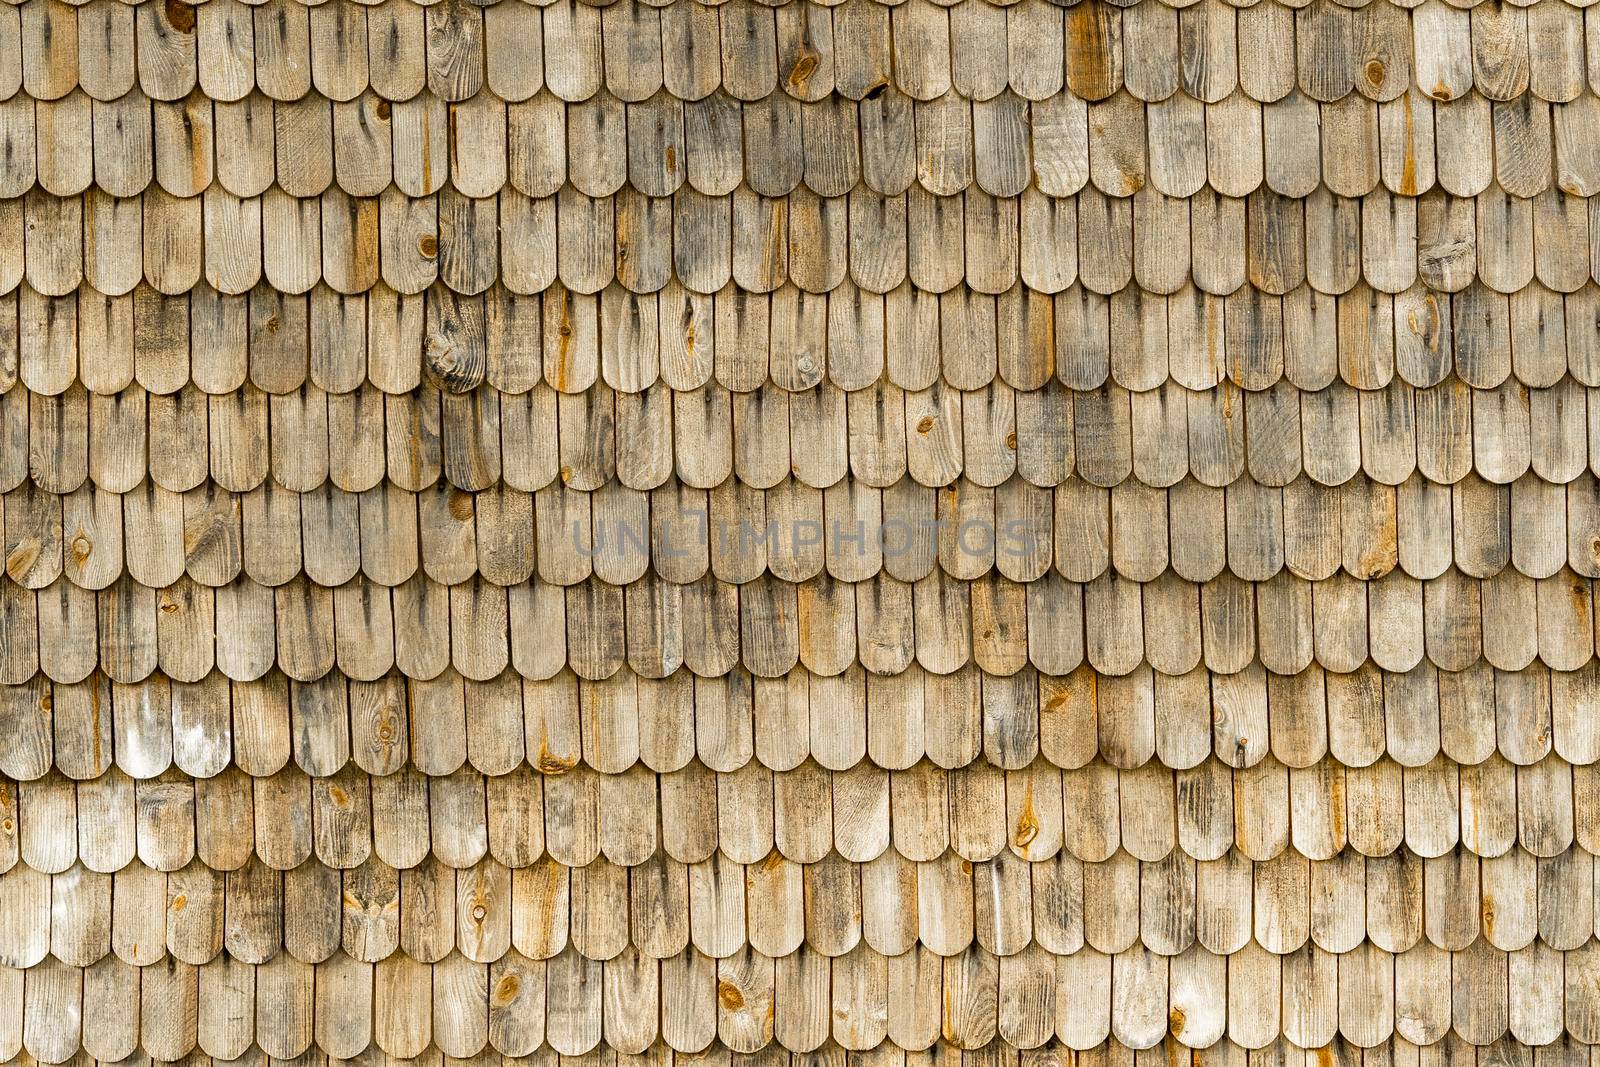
xmin=2 ymin=0 xmax=1600 ymax=1062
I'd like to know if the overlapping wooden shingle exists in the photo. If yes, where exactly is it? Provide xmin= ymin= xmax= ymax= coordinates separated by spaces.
xmin=2 ymin=0 xmax=1600 ymax=1063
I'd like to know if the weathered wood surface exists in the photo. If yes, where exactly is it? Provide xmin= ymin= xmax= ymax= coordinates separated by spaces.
xmin=1 ymin=0 xmax=1598 ymax=1061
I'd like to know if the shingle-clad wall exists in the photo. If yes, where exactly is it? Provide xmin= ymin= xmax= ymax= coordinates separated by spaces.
xmin=2 ymin=0 xmax=1600 ymax=1062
